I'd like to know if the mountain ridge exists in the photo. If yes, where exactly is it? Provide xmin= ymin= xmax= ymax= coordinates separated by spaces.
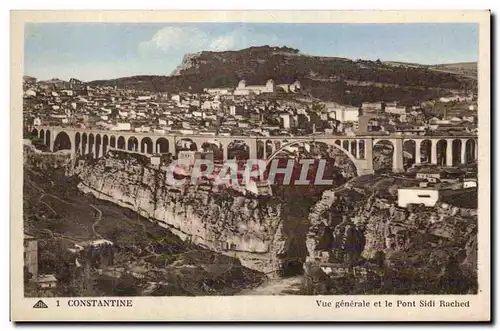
xmin=37 ymin=45 xmax=477 ymax=106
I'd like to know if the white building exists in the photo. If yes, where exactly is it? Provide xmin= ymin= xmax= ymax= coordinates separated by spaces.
xmin=279 ymin=113 xmax=293 ymax=129
xmin=24 ymin=89 xmax=37 ymax=97
xmin=204 ymin=87 xmax=232 ymax=95
xmin=397 ymin=188 xmax=440 ymax=208
xmin=112 ymin=122 xmax=131 ymax=131
xmin=34 ymin=274 xmax=57 ymax=289
xmin=234 ymin=79 xmax=275 ymax=95
xmin=463 ymin=179 xmax=477 ymax=188
xmin=329 ymin=106 xmax=359 ymax=123
xmin=277 ymin=80 xmax=301 ymax=93
xmin=134 ymin=126 xmax=151 ymax=133
xmin=385 ymin=105 xmax=406 ymax=115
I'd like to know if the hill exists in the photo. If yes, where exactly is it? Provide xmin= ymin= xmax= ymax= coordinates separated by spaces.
xmin=88 ymin=46 xmax=477 ymax=106
xmin=428 ymin=62 xmax=477 ymax=79
xmin=384 ymin=61 xmax=477 ymax=79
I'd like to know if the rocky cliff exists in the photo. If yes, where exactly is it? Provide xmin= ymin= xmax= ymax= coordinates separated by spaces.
xmin=170 ymin=52 xmax=202 ymax=76
xmin=305 ymin=175 xmax=478 ymax=294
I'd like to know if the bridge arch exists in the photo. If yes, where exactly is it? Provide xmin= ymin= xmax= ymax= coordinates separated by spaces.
xmin=176 ymin=138 xmax=197 ymax=154
xmin=201 ymin=140 xmax=223 ymax=160
xmin=109 ymin=135 xmax=116 ymax=148
xmin=75 ymin=132 xmax=81 ymax=154
xmin=82 ymin=133 xmax=88 ymax=155
xmin=88 ymin=134 xmax=95 ymax=157
xmin=140 ymin=137 xmax=154 ymax=154
xmin=373 ymin=139 xmax=394 ymax=171
xmin=403 ymin=139 xmax=416 ymax=166
xmin=420 ymin=139 xmax=432 ymax=163
xmin=155 ymin=137 xmax=169 ymax=154
xmin=465 ymin=139 xmax=476 ymax=164
xmin=350 ymin=140 xmax=357 ymax=157
xmin=227 ymin=140 xmax=249 ymax=160
xmin=265 ymin=139 xmax=274 ymax=159
xmin=117 ymin=136 xmax=125 ymax=149
xmin=53 ymin=131 xmax=72 ymax=152
xmin=103 ymin=135 xmax=109 ymax=156
xmin=358 ymin=140 xmax=365 ymax=159
xmin=451 ymin=139 xmax=462 ymax=166
xmin=266 ymin=139 xmax=361 ymax=176
xmin=127 ymin=136 xmax=139 ymax=152
xmin=257 ymin=140 xmax=265 ymax=159
xmin=45 ymin=130 xmax=51 ymax=147
xmin=95 ymin=134 xmax=102 ymax=158
xmin=342 ymin=140 xmax=349 ymax=152
xmin=436 ymin=139 xmax=447 ymax=166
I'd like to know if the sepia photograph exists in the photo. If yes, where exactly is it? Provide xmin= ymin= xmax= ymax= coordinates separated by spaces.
xmin=10 ymin=10 xmax=490 ymax=321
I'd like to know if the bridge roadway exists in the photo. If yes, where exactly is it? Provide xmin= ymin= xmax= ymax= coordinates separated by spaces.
xmin=31 ymin=125 xmax=478 ymax=176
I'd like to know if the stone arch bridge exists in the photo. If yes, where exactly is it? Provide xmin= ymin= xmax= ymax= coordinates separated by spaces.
xmin=30 ymin=126 xmax=478 ymax=176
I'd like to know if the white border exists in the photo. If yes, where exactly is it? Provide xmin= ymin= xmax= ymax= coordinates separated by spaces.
xmin=3 ymin=2 xmax=497 ymax=330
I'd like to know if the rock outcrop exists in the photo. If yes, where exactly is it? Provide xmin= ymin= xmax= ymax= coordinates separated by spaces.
xmin=305 ymin=176 xmax=478 ymax=294
xmin=170 ymin=52 xmax=202 ymax=76
xmin=74 ymin=152 xmax=287 ymax=274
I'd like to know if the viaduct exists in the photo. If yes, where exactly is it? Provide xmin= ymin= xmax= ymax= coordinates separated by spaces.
xmin=29 ymin=126 xmax=478 ymax=176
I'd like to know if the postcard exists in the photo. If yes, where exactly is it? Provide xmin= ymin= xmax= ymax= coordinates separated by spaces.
xmin=10 ymin=10 xmax=490 ymax=321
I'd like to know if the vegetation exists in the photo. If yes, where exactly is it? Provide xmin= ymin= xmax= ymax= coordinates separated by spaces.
xmin=88 ymin=45 xmax=476 ymax=106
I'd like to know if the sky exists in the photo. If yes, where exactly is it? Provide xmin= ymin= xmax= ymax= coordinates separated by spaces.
xmin=24 ymin=23 xmax=479 ymax=82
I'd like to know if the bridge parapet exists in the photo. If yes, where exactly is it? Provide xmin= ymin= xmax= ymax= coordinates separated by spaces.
xmin=30 ymin=125 xmax=478 ymax=175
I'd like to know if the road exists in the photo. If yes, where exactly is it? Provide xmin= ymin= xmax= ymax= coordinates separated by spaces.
xmin=237 ymin=276 xmax=303 ymax=296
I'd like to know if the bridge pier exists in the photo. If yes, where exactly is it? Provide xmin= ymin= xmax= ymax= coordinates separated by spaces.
xmin=460 ymin=139 xmax=467 ymax=164
xmin=35 ymin=126 xmax=477 ymax=174
xmin=360 ymin=138 xmax=374 ymax=174
xmin=474 ymin=139 xmax=478 ymax=160
xmin=392 ymin=138 xmax=404 ymax=173
xmin=222 ymin=143 xmax=228 ymax=161
xmin=49 ymin=129 xmax=57 ymax=152
xmin=430 ymin=140 xmax=437 ymax=164
xmin=446 ymin=139 xmax=454 ymax=166
xmin=248 ymin=139 xmax=257 ymax=160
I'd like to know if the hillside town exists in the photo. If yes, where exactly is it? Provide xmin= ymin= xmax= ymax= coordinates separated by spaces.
xmin=22 ymin=69 xmax=479 ymax=297
xmin=23 ymin=75 xmax=478 ymax=139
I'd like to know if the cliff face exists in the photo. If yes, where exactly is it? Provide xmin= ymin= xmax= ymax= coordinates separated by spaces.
xmin=74 ymin=153 xmax=285 ymax=273
xmin=170 ymin=52 xmax=202 ymax=76
xmin=305 ymin=177 xmax=478 ymax=294
xmin=23 ymin=142 xmax=72 ymax=171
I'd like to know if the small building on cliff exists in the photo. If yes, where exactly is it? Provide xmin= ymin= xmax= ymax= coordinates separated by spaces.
xmin=397 ymin=187 xmax=440 ymax=208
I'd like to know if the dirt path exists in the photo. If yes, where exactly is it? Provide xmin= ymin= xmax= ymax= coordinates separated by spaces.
xmin=237 ymin=276 xmax=303 ymax=296
xmin=89 ymin=204 xmax=104 ymax=239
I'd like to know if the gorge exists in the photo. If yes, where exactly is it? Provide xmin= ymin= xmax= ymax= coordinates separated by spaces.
xmin=24 ymin=141 xmax=478 ymax=295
